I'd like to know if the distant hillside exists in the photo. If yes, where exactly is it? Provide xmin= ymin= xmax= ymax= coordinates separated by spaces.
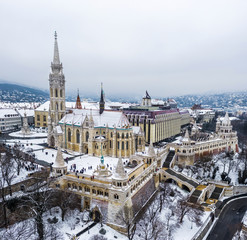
xmin=173 ymin=92 xmax=247 ymax=109
xmin=0 ymin=83 xmax=49 ymax=102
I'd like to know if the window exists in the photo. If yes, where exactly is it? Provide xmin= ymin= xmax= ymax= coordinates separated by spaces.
xmin=122 ymin=141 xmax=124 ymax=150
xmin=117 ymin=133 xmax=120 ymax=138
xmin=122 ymin=133 xmax=124 ymax=139
xmin=139 ymin=138 xmax=141 ymax=145
xmin=118 ymin=142 xmax=120 ymax=149
xmin=86 ymin=132 xmax=89 ymax=142
xmin=126 ymin=141 xmax=128 ymax=150
xmin=110 ymin=140 xmax=112 ymax=148
xmin=111 ymin=132 xmax=113 ymax=138
xmin=114 ymin=194 xmax=119 ymax=200
xmin=68 ymin=183 xmax=71 ymax=188
xmin=76 ymin=130 xmax=80 ymax=144
xmin=55 ymin=89 xmax=58 ymax=97
xmin=92 ymin=189 xmax=96 ymax=194
xmin=60 ymin=89 xmax=63 ymax=97
xmin=85 ymin=186 xmax=90 ymax=193
xmin=105 ymin=192 xmax=109 ymax=197
xmin=68 ymin=129 xmax=71 ymax=142
xmin=56 ymin=102 xmax=58 ymax=111
xmin=37 ymin=115 xmax=40 ymax=121
xmin=60 ymin=102 xmax=63 ymax=111
xmin=43 ymin=115 xmax=46 ymax=122
xmin=79 ymin=186 xmax=82 ymax=191
xmin=126 ymin=133 xmax=128 ymax=139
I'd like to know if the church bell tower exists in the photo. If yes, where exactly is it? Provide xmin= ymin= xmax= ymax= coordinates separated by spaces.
xmin=48 ymin=32 xmax=66 ymax=147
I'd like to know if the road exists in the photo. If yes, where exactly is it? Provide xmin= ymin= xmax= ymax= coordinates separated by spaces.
xmin=207 ymin=197 xmax=247 ymax=240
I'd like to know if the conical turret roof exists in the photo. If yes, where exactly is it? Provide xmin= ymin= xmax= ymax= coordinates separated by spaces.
xmin=53 ymin=146 xmax=66 ymax=168
xmin=222 ymin=112 xmax=231 ymax=125
xmin=148 ymin=142 xmax=155 ymax=156
xmin=113 ymin=157 xmax=127 ymax=179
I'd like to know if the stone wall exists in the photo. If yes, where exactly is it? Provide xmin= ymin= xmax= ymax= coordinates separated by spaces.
xmin=131 ymin=177 xmax=156 ymax=217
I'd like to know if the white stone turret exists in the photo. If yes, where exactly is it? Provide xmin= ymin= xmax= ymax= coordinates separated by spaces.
xmin=148 ymin=141 xmax=155 ymax=157
xmin=52 ymin=140 xmax=67 ymax=177
xmin=182 ymin=129 xmax=191 ymax=145
xmin=113 ymin=157 xmax=128 ymax=179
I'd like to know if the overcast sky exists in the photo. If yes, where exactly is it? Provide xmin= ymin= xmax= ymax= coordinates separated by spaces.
xmin=0 ymin=0 xmax=247 ymax=99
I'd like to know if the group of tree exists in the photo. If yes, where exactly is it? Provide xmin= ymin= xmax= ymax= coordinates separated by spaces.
xmin=117 ymin=182 xmax=204 ymax=240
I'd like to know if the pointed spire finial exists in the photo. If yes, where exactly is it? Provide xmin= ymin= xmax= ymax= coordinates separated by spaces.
xmin=53 ymin=31 xmax=60 ymax=65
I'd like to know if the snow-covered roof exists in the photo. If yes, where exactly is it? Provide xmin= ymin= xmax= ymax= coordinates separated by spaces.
xmin=16 ymin=109 xmax=35 ymax=117
xmin=0 ymin=109 xmax=20 ymax=118
xmin=132 ymin=126 xmax=142 ymax=134
xmin=59 ymin=109 xmax=130 ymax=128
xmin=151 ymin=99 xmax=165 ymax=105
xmin=35 ymin=101 xmax=78 ymax=111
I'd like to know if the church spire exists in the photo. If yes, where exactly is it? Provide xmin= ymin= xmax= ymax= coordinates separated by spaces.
xmin=53 ymin=31 xmax=60 ymax=64
xmin=99 ymin=82 xmax=105 ymax=114
xmin=75 ymin=89 xmax=82 ymax=109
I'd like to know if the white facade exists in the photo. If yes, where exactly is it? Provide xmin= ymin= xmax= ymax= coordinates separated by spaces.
xmin=0 ymin=109 xmax=21 ymax=132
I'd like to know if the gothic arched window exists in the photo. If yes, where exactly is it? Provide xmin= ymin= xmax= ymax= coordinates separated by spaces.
xmin=122 ymin=141 xmax=124 ymax=150
xmin=56 ymin=102 xmax=58 ymax=111
xmin=126 ymin=141 xmax=129 ymax=150
xmin=55 ymin=89 xmax=58 ymax=97
xmin=60 ymin=102 xmax=63 ymax=111
xmin=60 ymin=89 xmax=63 ymax=97
xmin=126 ymin=133 xmax=128 ymax=139
xmin=86 ymin=131 xmax=89 ymax=142
xmin=76 ymin=130 xmax=80 ymax=144
xmin=122 ymin=133 xmax=124 ymax=139
xmin=68 ymin=129 xmax=71 ymax=142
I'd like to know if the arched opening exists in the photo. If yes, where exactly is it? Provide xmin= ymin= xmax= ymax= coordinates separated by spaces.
xmin=205 ymin=191 xmax=209 ymax=201
xmin=55 ymin=89 xmax=58 ymax=97
xmin=68 ymin=129 xmax=71 ymax=142
xmin=85 ymin=146 xmax=88 ymax=154
xmin=165 ymin=178 xmax=178 ymax=186
xmin=182 ymin=185 xmax=190 ymax=192
xmin=76 ymin=130 xmax=80 ymax=144
xmin=132 ymin=160 xmax=138 ymax=166
xmin=86 ymin=131 xmax=89 ymax=142
xmin=50 ymin=136 xmax=55 ymax=147
xmin=60 ymin=89 xmax=63 ymax=97
xmin=60 ymin=102 xmax=63 ymax=111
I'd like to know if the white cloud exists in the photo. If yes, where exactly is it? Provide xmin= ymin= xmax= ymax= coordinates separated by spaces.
xmin=0 ymin=0 xmax=247 ymax=98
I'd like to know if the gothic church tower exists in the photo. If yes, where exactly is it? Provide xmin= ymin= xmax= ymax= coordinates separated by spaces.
xmin=48 ymin=32 xmax=66 ymax=147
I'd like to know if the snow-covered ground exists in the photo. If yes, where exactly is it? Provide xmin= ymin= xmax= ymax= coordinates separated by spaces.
xmin=0 ymin=207 xmax=128 ymax=240
xmin=9 ymin=131 xmax=47 ymax=138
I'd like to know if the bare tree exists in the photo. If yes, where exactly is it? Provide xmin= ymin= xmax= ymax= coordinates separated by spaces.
xmin=0 ymin=152 xmax=16 ymax=197
xmin=21 ymin=181 xmax=54 ymax=240
xmin=117 ymin=205 xmax=136 ymax=240
xmin=12 ymin=146 xmax=24 ymax=176
xmin=0 ymin=220 xmax=35 ymax=240
xmin=175 ymin=197 xmax=192 ymax=223
xmin=56 ymin=190 xmax=79 ymax=221
xmin=175 ymin=197 xmax=204 ymax=225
